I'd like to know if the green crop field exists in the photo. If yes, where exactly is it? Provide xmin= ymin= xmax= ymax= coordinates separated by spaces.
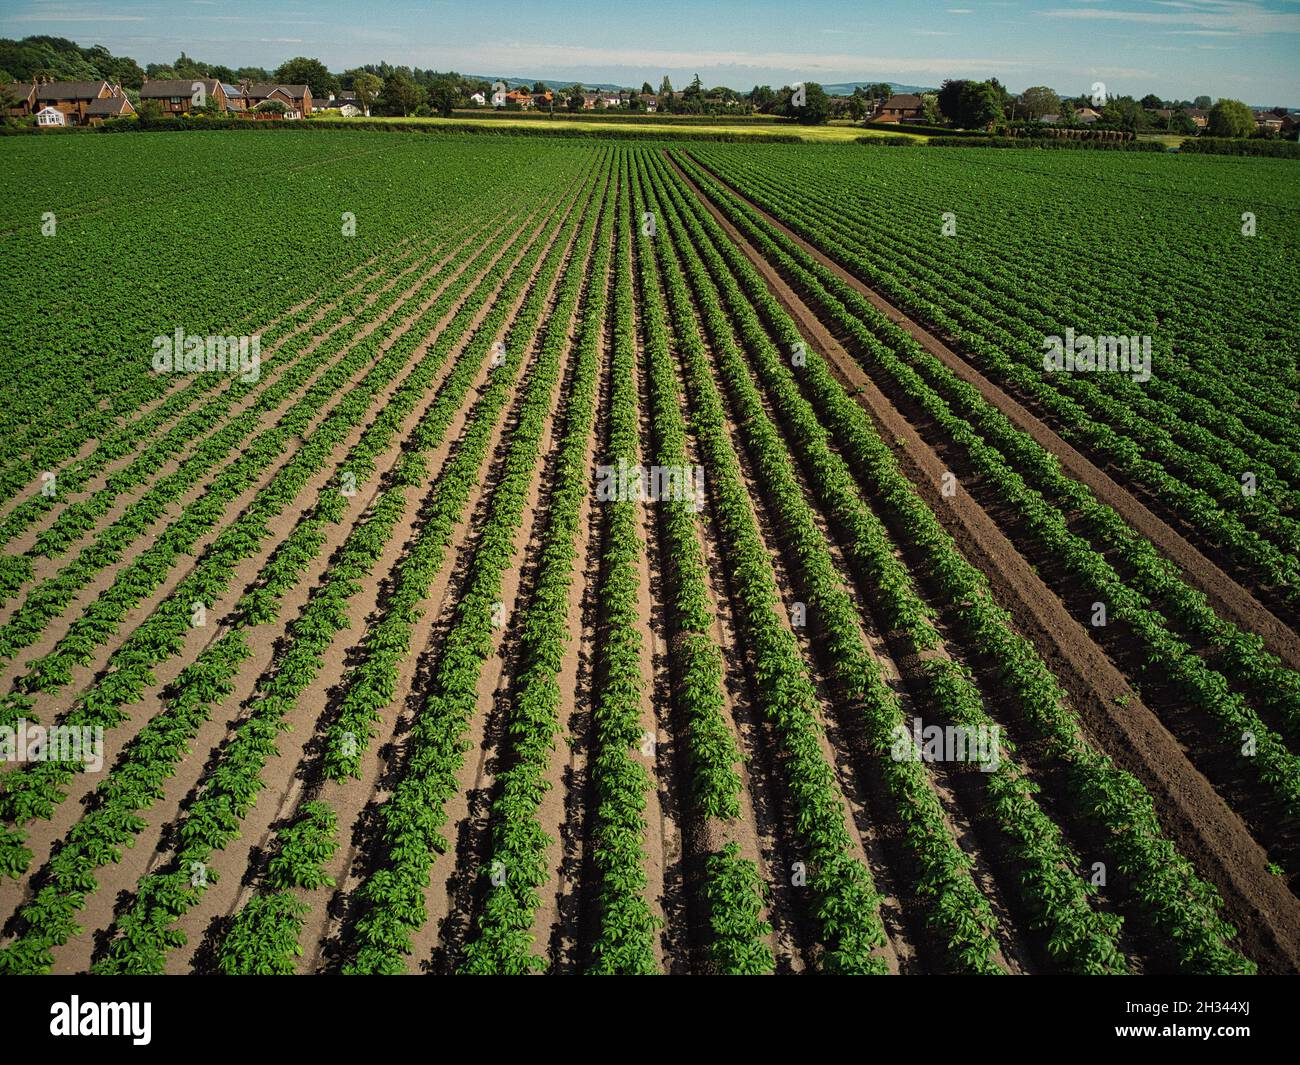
xmin=0 ymin=129 xmax=1297 ymax=979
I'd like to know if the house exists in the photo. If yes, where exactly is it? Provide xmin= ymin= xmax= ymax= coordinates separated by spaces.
xmin=140 ymin=78 xmax=228 ymax=114
xmin=873 ymin=93 xmax=923 ymax=123
xmin=1074 ymin=106 xmax=1100 ymax=124
xmin=469 ymin=91 xmax=486 ymax=106
xmin=638 ymin=92 xmax=658 ymax=113
xmin=35 ymin=106 xmax=65 ymax=127
xmin=242 ymin=82 xmax=313 ymax=117
xmin=1254 ymin=112 xmax=1284 ymax=132
xmin=533 ymin=90 xmax=553 ymax=108
xmin=15 ymin=79 xmax=116 ymax=125
xmin=86 ymin=90 xmax=135 ymax=124
xmin=222 ymin=83 xmax=247 ymax=112
xmin=1186 ymin=108 xmax=1209 ymax=129
xmin=336 ymin=93 xmax=368 ymax=117
xmin=1039 ymin=113 xmax=1060 ymax=124
xmin=504 ymin=88 xmax=534 ymax=108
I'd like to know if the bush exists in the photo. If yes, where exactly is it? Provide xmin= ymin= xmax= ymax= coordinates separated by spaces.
xmin=1180 ymin=137 xmax=1300 ymax=158
xmin=926 ymin=136 xmax=1166 ymax=152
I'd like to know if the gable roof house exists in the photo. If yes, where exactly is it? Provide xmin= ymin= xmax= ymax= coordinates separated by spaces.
xmin=86 ymin=88 xmax=136 ymax=124
xmin=242 ymin=82 xmax=313 ymax=117
xmin=140 ymin=78 xmax=227 ymax=114
xmin=35 ymin=106 xmax=66 ymax=127
xmin=1073 ymin=106 xmax=1100 ymax=124
xmin=638 ymin=92 xmax=658 ymax=112
xmin=19 ymin=79 xmax=115 ymax=125
xmin=873 ymin=93 xmax=923 ymax=123
xmin=504 ymin=87 xmax=534 ymax=108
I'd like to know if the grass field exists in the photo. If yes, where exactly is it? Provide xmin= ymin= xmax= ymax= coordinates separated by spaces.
xmin=0 ymin=129 xmax=1295 ymax=976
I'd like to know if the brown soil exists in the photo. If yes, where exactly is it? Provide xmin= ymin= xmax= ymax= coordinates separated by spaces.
xmin=664 ymin=151 xmax=1300 ymax=974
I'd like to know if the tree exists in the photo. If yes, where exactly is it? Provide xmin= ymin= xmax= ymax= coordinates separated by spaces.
xmin=659 ymin=75 xmax=673 ymax=96
xmin=567 ymin=86 xmax=584 ymax=112
xmin=847 ymin=90 xmax=867 ymax=122
xmin=937 ymin=79 xmax=966 ymax=124
xmin=1193 ymin=95 xmax=1212 ymax=110
xmin=427 ymin=76 xmax=456 ymax=117
xmin=641 ymin=81 xmax=654 ymax=95
xmin=351 ymin=72 xmax=381 ymax=116
xmin=274 ymin=57 xmax=339 ymax=101
xmin=779 ymin=81 xmax=829 ymax=124
xmin=532 ymin=80 xmax=547 ymax=94
xmin=869 ymin=82 xmax=893 ymax=103
xmin=920 ymin=93 xmax=941 ymax=125
xmin=1019 ymin=86 xmax=1060 ymax=120
xmin=1101 ymin=95 xmax=1145 ymax=130
xmin=1207 ymin=97 xmax=1254 ymax=137
xmin=749 ymin=84 xmax=776 ymax=113
xmin=379 ymin=71 xmax=422 ymax=116
xmin=1140 ymin=93 xmax=1164 ymax=110
xmin=1169 ymin=109 xmax=1197 ymax=135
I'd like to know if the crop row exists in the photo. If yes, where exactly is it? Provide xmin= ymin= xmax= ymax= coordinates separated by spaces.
xmin=669 ymin=152 xmax=1253 ymax=973
xmin=340 ymin=151 xmax=613 ymax=974
xmin=674 ymin=152 xmax=1300 ymax=817
xmin=653 ymin=150 xmax=1128 ymax=973
xmin=460 ymin=153 xmax=619 ymax=974
xmin=82 ymin=171 xmax=594 ymax=975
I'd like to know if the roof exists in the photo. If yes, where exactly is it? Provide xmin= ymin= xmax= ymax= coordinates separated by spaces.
xmin=244 ymin=83 xmax=310 ymax=99
xmin=141 ymin=79 xmax=221 ymax=98
xmin=87 ymin=96 xmax=133 ymax=115
xmin=35 ymin=80 xmax=108 ymax=101
xmin=883 ymin=93 xmax=923 ymax=109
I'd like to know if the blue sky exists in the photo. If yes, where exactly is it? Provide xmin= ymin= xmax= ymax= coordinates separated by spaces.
xmin=3 ymin=0 xmax=1298 ymax=103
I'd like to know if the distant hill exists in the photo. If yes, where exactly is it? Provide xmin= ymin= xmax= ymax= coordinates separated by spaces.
xmin=468 ymin=75 xmax=628 ymax=92
xmin=821 ymin=81 xmax=935 ymax=96
xmin=471 ymin=75 xmax=938 ymax=96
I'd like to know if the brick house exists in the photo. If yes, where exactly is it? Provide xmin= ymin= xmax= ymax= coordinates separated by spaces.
xmin=873 ymin=93 xmax=923 ymax=123
xmin=242 ymin=82 xmax=313 ymax=117
xmin=140 ymin=78 xmax=227 ymax=114
xmin=10 ymin=79 xmax=115 ymax=124
xmin=86 ymin=89 xmax=136 ymax=124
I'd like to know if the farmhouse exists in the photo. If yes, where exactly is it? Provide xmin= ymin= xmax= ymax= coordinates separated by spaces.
xmin=504 ymin=88 xmax=534 ymax=107
xmin=140 ymin=77 xmax=227 ymax=113
xmin=469 ymin=91 xmax=486 ymax=105
xmin=639 ymin=92 xmax=658 ymax=112
xmin=873 ymin=93 xmax=923 ymax=123
xmin=1074 ymin=106 xmax=1100 ymax=124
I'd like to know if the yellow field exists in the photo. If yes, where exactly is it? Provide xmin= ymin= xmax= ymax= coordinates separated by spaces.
xmin=319 ymin=113 xmax=923 ymax=143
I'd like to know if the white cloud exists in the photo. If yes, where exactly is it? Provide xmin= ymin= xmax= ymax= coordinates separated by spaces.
xmin=1041 ymin=2 xmax=1300 ymax=34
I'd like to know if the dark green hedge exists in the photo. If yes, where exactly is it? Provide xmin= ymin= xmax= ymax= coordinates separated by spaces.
xmin=1179 ymin=137 xmax=1300 ymax=158
xmin=926 ymin=135 xmax=1166 ymax=151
